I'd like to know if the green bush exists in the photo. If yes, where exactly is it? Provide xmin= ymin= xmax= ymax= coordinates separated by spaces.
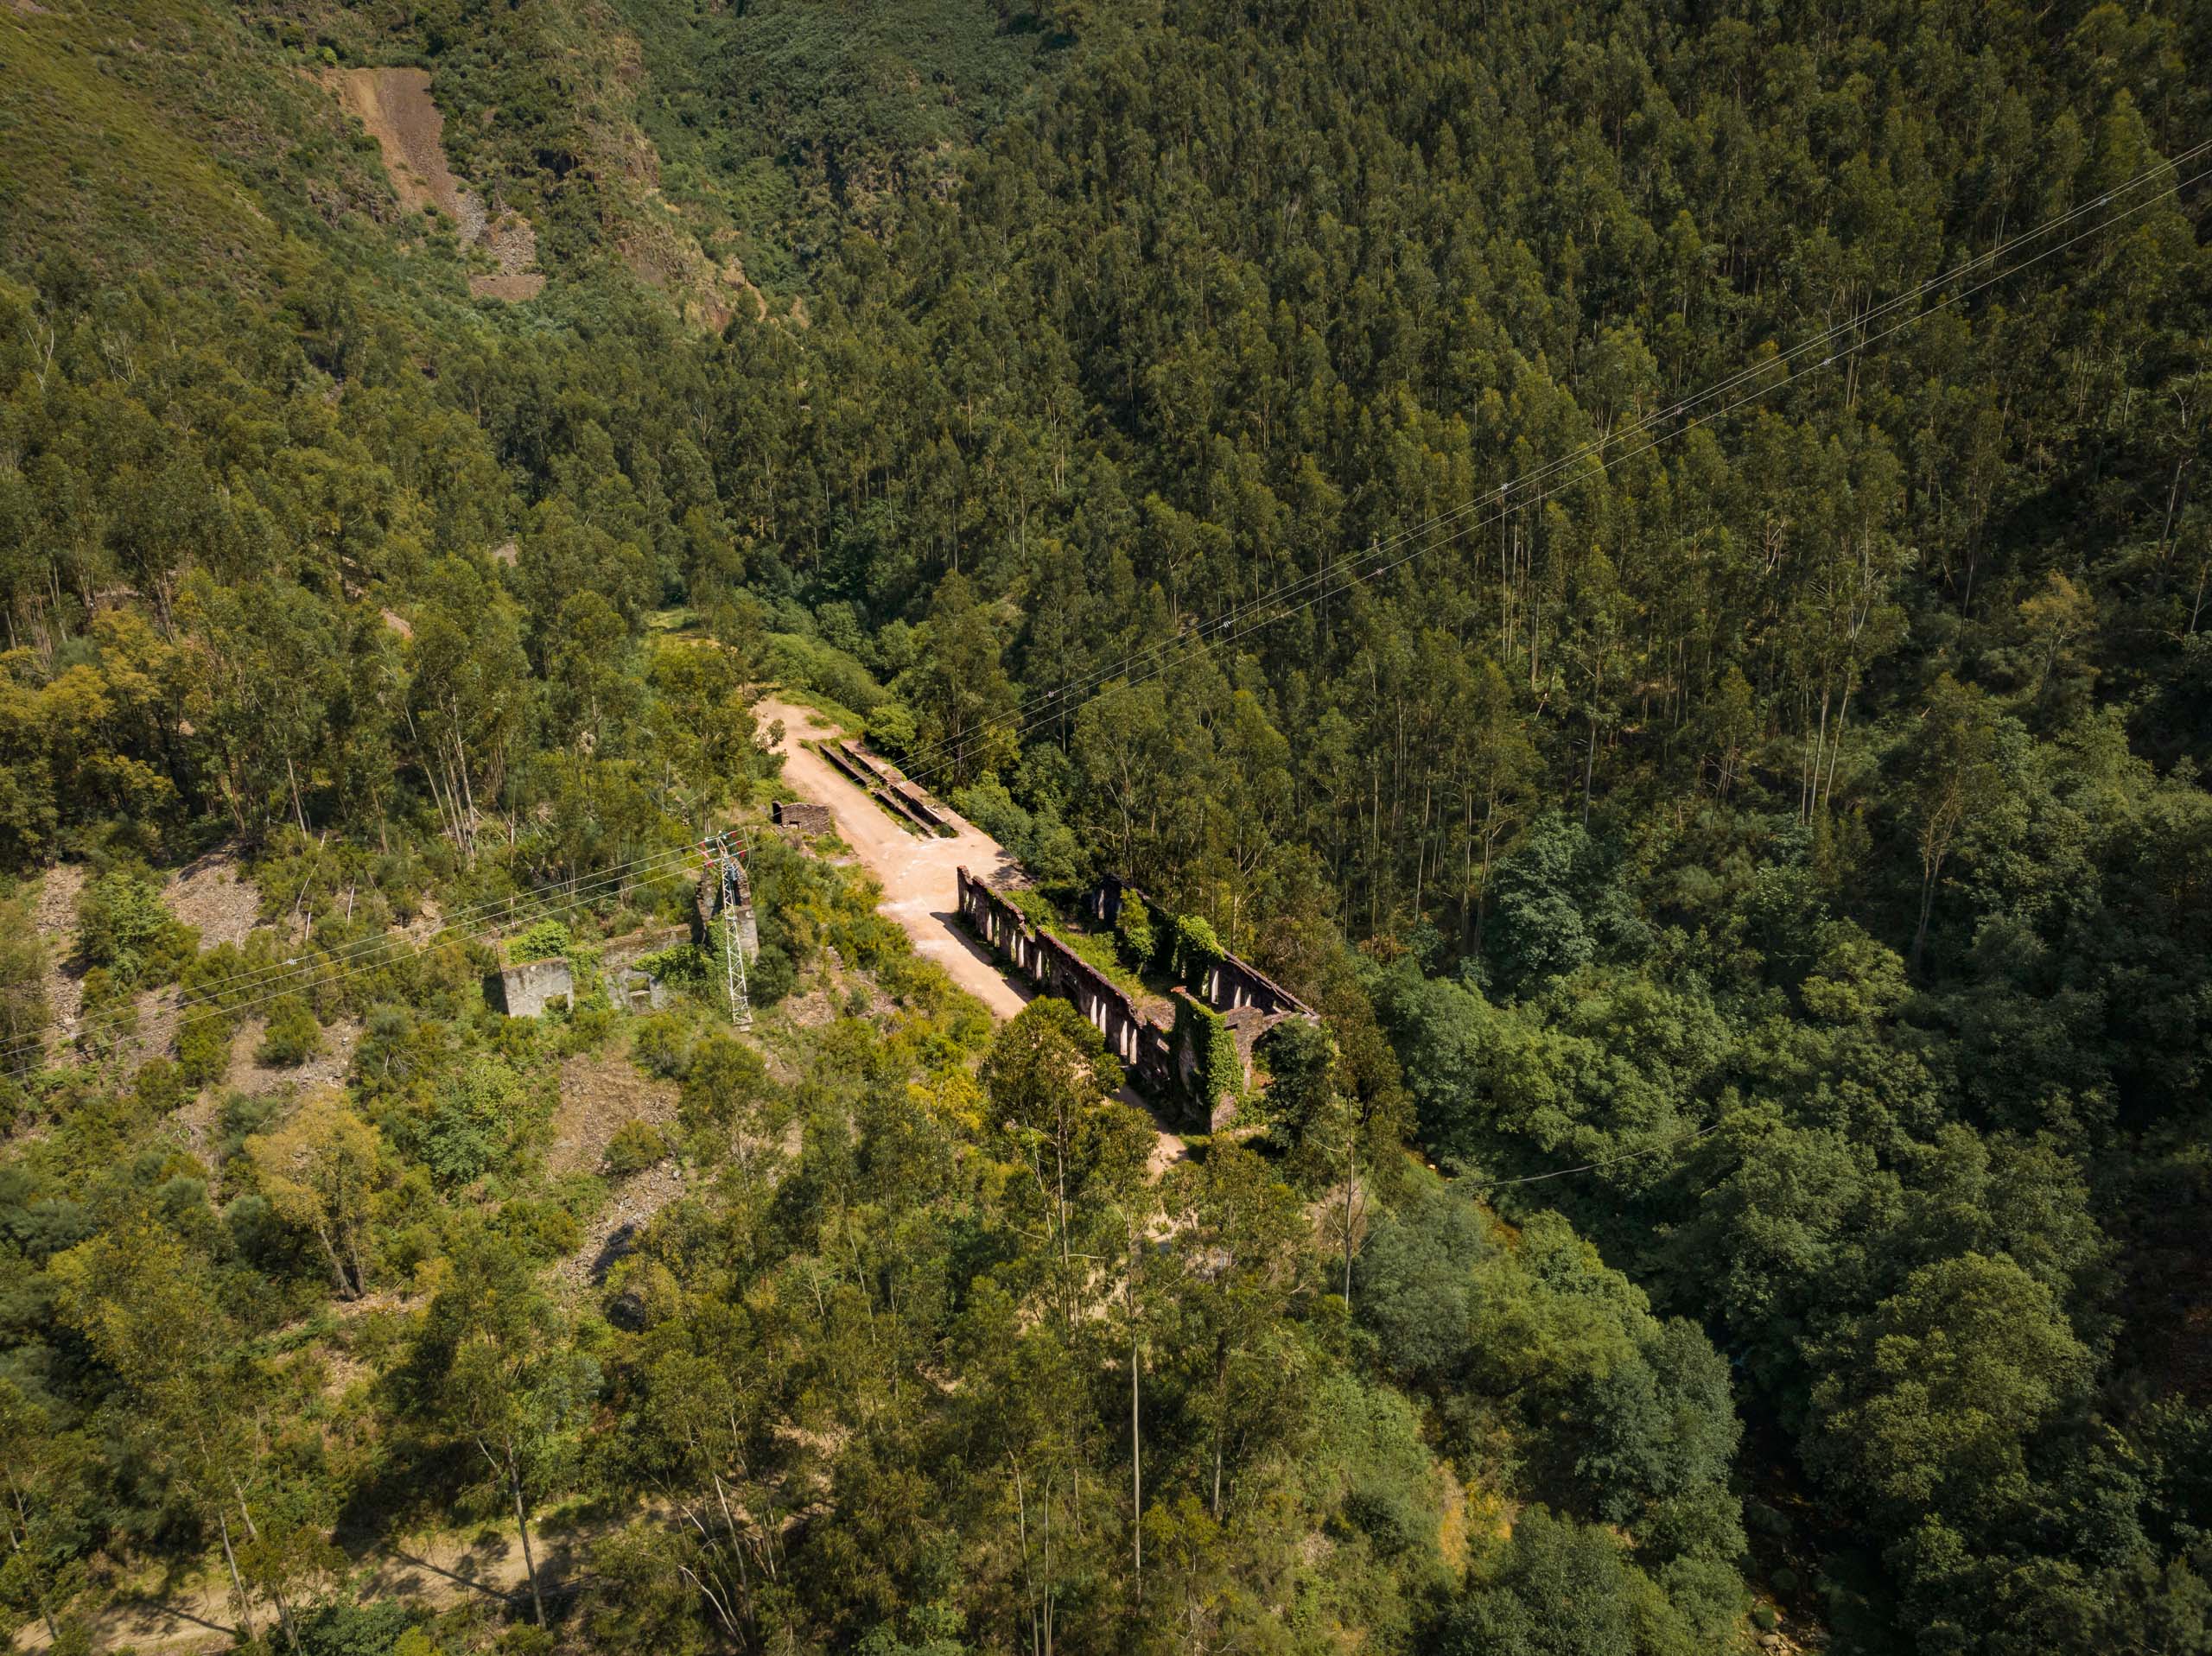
xmin=637 ymin=942 xmax=711 ymax=990
xmin=75 ymin=867 xmax=192 ymax=987
xmin=176 ymin=1012 xmax=233 ymax=1088
xmin=631 ymin=1013 xmax=694 ymax=1078
xmin=1173 ymin=991 xmax=1243 ymax=1120
xmin=407 ymin=1058 xmax=521 ymax=1186
xmin=256 ymin=993 xmax=322 ymax=1068
xmin=1173 ymin=912 xmax=1224 ymax=985
xmin=290 ymin=1598 xmax=424 ymax=1656
xmin=511 ymin=917 xmax=574 ymax=961
xmin=766 ymin=631 xmax=887 ymax=714
xmin=748 ymin=940 xmax=796 ymax=1006
xmin=1115 ymin=894 xmax=1156 ymax=972
xmin=865 ymin=699 xmax=918 ymax=760
xmin=605 ymin=1119 xmax=671 ymax=1177
xmin=494 ymin=1196 xmax=582 ymax=1262
xmin=0 ymin=898 xmax=49 ymax=1055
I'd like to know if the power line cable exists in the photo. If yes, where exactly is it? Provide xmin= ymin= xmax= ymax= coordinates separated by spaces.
xmin=16 ymin=147 xmax=2201 ymax=1078
xmin=5 ymin=847 xmax=707 ymax=1081
xmin=0 ymin=841 xmax=709 ymax=1070
xmin=1452 ymin=1118 xmax=1734 ymax=1191
xmin=884 ymin=159 xmax=2212 ymax=798
xmin=873 ymin=138 xmax=2212 ymax=785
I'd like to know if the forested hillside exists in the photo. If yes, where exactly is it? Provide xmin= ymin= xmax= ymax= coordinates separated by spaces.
xmin=2 ymin=0 xmax=2209 ymax=1652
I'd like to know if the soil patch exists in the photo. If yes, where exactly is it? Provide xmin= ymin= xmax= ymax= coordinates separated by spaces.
xmin=169 ymin=1091 xmax=219 ymax=1163
xmin=223 ymin=1016 xmax=364 ymax=1098
xmin=471 ymin=211 xmax=544 ymax=301
xmin=324 ymin=67 xmax=542 ymax=301
xmin=548 ymin=1050 xmax=677 ymax=1178
xmin=128 ymin=988 xmax=181 ymax=1072
xmin=559 ymin=1159 xmax=683 ymax=1291
xmin=29 ymin=862 xmax=86 ymax=1044
xmin=162 ymin=848 xmax=262 ymax=950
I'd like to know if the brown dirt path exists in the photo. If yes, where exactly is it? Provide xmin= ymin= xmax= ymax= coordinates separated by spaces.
xmin=29 ymin=862 xmax=86 ymax=1048
xmin=756 ymin=698 xmax=1186 ymax=1177
xmin=757 ymin=697 xmax=1031 ymax=1019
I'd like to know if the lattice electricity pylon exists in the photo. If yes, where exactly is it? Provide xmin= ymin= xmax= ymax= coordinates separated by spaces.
xmin=701 ymin=832 xmax=753 ymax=1030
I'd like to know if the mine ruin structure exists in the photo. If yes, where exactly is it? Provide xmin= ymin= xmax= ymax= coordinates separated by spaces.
xmin=956 ymin=868 xmax=1315 ymax=1130
xmin=813 ymin=739 xmax=956 ymax=835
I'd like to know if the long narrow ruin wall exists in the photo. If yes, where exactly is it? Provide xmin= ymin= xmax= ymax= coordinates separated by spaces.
xmin=1088 ymin=872 xmax=1313 ymax=1019
xmin=957 ymin=868 xmax=1173 ymax=1092
xmin=817 ymin=740 xmax=954 ymax=834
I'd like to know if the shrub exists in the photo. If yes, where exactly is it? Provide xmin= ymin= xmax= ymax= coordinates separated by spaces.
xmin=747 ymin=940 xmax=796 ymax=1006
xmin=1115 ymin=894 xmax=1155 ymax=972
xmin=865 ymin=699 xmax=918 ymax=760
xmin=1172 ymin=913 xmax=1224 ymax=984
xmin=289 ymin=1598 xmax=424 ymax=1656
xmin=0 ymin=898 xmax=48 ymax=1054
xmin=511 ymin=918 xmax=573 ymax=961
xmin=76 ymin=867 xmax=191 ymax=986
xmin=605 ymin=1119 xmax=671 ymax=1177
xmin=176 ymin=1012 xmax=233 ymax=1087
xmin=1173 ymin=991 xmax=1243 ymax=1120
xmin=494 ymin=1196 xmax=582 ymax=1261
xmin=631 ymin=1013 xmax=694 ymax=1078
xmin=256 ymin=993 xmax=322 ymax=1067
xmin=410 ymin=1058 xmax=520 ymax=1186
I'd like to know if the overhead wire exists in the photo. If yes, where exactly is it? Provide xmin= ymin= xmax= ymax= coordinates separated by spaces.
xmin=11 ymin=146 xmax=2204 ymax=1081
xmin=0 ymin=840 xmax=711 ymax=1070
xmin=3 ymin=844 xmax=711 ymax=1081
xmin=1452 ymin=1119 xmax=1734 ymax=1191
xmin=871 ymin=137 xmax=2212 ymax=789
xmin=883 ymin=155 xmax=2212 ymax=799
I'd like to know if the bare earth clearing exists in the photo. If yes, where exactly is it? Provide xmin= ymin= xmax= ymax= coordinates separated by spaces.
xmin=163 ymin=848 xmax=261 ymax=949
xmin=755 ymin=696 xmax=1030 ymax=1018
xmin=29 ymin=860 xmax=86 ymax=1050
xmin=325 ymin=66 xmax=543 ymax=300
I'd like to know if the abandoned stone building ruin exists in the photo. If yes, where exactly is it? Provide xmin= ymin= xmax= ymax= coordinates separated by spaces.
xmin=815 ymin=739 xmax=957 ymax=835
xmin=486 ymin=955 xmax=575 ymax=1018
xmin=772 ymin=799 xmax=833 ymax=835
xmin=955 ymin=868 xmax=1316 ymax=1131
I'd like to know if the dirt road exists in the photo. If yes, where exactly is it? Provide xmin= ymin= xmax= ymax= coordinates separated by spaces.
xmin=755 ymin=699 xmax=1187 ymax=1177
xmin=756 ymin=698 xmax=1031 ymax=1018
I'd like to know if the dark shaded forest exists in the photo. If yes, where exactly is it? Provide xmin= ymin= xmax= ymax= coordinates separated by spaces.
xmin=0 ymin=0 xmax=2209 ymax=1651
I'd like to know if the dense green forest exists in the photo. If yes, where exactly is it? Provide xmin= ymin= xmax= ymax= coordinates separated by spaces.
xmin=1 ymin=0 xmax=2209 ymax=1651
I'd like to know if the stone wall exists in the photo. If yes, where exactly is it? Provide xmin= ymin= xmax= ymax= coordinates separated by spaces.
xmin=1088 ymin=872 xmax=1314 ymax=1018
xmin=488 ymin=956 xmax=574 ymax=1017
xmin=960 ymin=868 xmax=1319 ymax=1129
xmin=772 ymin=799 xmax=833 ymax=834
xmin=818 ymin=740 xmax=956 ymax=835
xmin=957 ymin=867 xmax=1173 ymax=1094
xmin=601 ymin=923 xmax=690 ymax=971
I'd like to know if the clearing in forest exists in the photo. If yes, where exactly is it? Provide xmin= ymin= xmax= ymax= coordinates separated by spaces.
xmin=324 ymin=66 xmax=543 ymax=300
